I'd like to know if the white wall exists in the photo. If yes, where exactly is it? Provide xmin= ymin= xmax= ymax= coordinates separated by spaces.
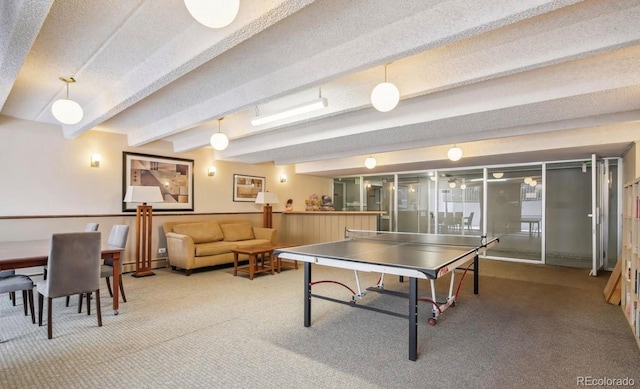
xmin=0 ymin=116 xmax=330 ymax=217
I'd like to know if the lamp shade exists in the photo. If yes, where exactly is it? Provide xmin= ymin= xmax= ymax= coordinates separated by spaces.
xmin=364 ymin=156 xmax=377 ymax=169
xmin=210 ymin=132 xmax=229 ymax=150
xmin=123 ymin=186 xmax=164 ymax=204
xmin=370 ymin=82 xmax=400 ymax=112
xmin=447 ymin=146 xmax=463 ymax=161
xmin=51 ymin=98 xmax=83 ymax=125
xmin=184 ymin=0 xmax=239 ymax=28
xmin=255 ymin=191 xmax=279 ymax=205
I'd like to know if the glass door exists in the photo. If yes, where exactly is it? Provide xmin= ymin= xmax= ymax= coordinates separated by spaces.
xmin=545 ymin=161 xmax=592 ymax=268
xmin=397 ymin=173 xmax=437 ymax=233
xmin=363 ymin=175 xmax=395 ymax=231
xmin=485 ymin=165 xmax=543 ymax=261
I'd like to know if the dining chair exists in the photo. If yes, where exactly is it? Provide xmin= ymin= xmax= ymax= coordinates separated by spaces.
xmin=0 ymin=274 xmax=35 ymax=341
xmin=102 ymin=225 xmax=129 ymax=302
xmin=0 ymin=270 xmax=17 ymax=306
xmin=464 ymin=212 xmax=475 ymax=231
xmin=85 ymin=223 xmax=99 ymax=232
xmin=76 ymin=225 xmax=129 ymax=313
xmin=37 ymin=232 xmax=102 ymax=339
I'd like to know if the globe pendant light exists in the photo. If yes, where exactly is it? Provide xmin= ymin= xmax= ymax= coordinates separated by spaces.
xmin=210 ymin=118 xmax=229 ymax=151
xmin=184 ymin=0 xmax=240 ymax=28
xmin=364 ymin=155 xmax=377 ymax=169
xmin=371 ymin=64 xmax=399 ymax=112
xmin=447 ymin=145 xmax=463 ymax=161
xmin=51 ymin=77 xmax=83 ymax=125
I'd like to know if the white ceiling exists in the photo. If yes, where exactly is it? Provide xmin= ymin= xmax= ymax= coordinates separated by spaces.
xmin=2 ymin=0 xmax=640 ymax=177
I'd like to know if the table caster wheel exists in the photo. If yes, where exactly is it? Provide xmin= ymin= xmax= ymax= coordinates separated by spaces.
xmin=428 ymin=318 xmax=436 ymax=326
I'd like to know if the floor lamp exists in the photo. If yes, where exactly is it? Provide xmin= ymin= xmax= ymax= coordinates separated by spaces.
xmin=123 ymin=186 xmax=164 ymax=277
xmin=255 ymin=191 xmax=279 ymax=228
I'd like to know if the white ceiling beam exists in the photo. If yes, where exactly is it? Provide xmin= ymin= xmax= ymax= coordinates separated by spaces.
xmin=127 ymin=0 xmax=576 ymax=148
xmin=0 ymin=0 xmax=53 ymax=110
xmin=61 ymin=0 xmax=314 ymax=139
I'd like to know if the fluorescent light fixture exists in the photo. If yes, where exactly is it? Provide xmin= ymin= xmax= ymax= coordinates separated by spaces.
xmin=470 ymin=178 xmax=507 ymax=182
xmin=251 ymin=97 xmax=328 ymax=126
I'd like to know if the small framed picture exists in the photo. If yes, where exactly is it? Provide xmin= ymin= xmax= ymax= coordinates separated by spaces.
xmin=233 ymin=174 xmax=265 ymax=202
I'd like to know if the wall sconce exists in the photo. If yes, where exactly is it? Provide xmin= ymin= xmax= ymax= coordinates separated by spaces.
xmin=208 ymin=166 xmax=217 ymax=177
xmin=492 ymin=172 xmax=504 ymax=179
xmin=448 ymin=179 xmax=456 ymax=188
xmin=90 ymin=153 xmax=101 ymax=168
xmin=280 ymin=174 xmax=287 ymax=183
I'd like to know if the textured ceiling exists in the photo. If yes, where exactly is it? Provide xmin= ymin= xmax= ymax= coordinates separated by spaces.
xmin=1 ymin=0 xmax=640 ymax=177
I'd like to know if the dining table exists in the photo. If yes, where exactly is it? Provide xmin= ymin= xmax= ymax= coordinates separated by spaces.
xmin=0 ymin=239 xmax=125 ymax=315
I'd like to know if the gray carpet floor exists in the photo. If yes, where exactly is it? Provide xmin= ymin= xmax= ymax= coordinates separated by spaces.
xmin=1 ymin=259 xmax=638 ymax=389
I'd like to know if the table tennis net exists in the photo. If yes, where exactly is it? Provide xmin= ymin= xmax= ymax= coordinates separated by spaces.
xmin=345 ymin=229 xmax=490 ymax=248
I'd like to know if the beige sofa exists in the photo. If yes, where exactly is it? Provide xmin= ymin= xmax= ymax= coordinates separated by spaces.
xmin=163 ymin=219 xmax=277 ymax=275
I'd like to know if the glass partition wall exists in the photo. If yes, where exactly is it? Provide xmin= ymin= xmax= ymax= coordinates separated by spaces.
xmin=333 ymin=158 xmax=619 ymax=269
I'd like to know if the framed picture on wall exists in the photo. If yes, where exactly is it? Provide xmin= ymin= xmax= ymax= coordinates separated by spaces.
xmin=233 ymin=174 xmax=265 ymax=202
xmin=122 ymin=152 xmax=194 ymax=211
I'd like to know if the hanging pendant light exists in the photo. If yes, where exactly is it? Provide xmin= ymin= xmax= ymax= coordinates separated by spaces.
xmin=210 ymin=118 xmax=229 ymax=151
xmin=447 ymin=145 xmax=463 ymax=161
xmin=184 ymin=0 xmax=240 ymax=28
xmin=364 ymin=155 xmax=377 ymax=169
xmin=370 ymin=64 xmax=399 ymax=112
xmin=51 ymin=77 xmax=83 ymax=125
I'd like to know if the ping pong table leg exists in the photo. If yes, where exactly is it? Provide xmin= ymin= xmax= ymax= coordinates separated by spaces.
xmin=473 ymin=254 xmax=479 ymax=295
xmin=304 ymin=262 xmax=311 ymax=327
xmin=409 ymin=277 xmax=418 ymax=361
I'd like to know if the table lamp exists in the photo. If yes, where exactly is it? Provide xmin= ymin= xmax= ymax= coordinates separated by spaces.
xmin=255 ymin=191 xmax=279 ymax=228
xmin=123 ymin=186 xmax=164 ymax=277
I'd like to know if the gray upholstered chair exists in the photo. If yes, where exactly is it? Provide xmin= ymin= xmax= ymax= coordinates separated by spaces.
xmin=0 ymin=270 xmax=17 ymax=306
xmin=0 ymin=274 xmax=35 ymax=340
xmin=85 ymin=223 xmax=99 ymax=232
xmin=101 ymin=225 xmax=129 ymax=302
xmin=76 ymin=224 xmax=130 ymax=313
xmin=37 ymin=232 xmax=102 ymax=339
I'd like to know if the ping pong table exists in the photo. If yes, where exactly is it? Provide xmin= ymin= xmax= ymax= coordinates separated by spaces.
xmin=274 ymin=230 xmax=499 ymax=361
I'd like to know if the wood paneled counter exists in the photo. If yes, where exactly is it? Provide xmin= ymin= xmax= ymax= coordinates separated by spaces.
xmin=280 ymin=211 xmax=385 ymax=244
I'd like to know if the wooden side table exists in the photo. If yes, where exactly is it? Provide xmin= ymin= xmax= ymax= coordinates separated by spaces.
xmin=232 ymin=245 xmax=275 ymax=280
